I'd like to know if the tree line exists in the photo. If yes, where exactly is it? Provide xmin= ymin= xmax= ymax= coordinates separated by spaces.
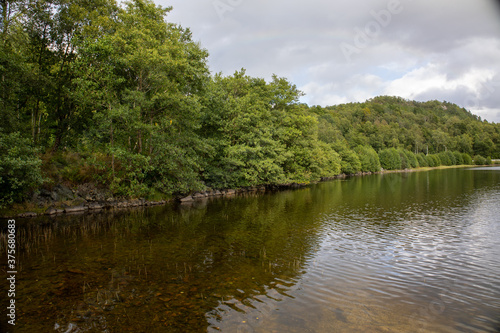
xmin=1 ymin=0 xmax=498 ymax=207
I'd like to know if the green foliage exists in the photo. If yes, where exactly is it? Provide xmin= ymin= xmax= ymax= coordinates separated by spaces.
xmin=200 ymin=71 xmax=334 ymax=187
xmin=2 ymin=0 xmax=500 ymax=203
xmin=0 ymin=132 xmax=44 ymax=207
xmin=200 ymin=71 xmax=287 ymax=188
xmin=453 ymin=151 xmax=464 ymax=165
xmin=425 ymin=154 xmax=442 ymax=167
xmin=437 ymin=152 xmax=450 ymax=166
xmin=447 ymin=151 xmax=457 ymax=165
xmin=378 ymin=148 xmax=401 ymax=170
xmin=398 ymin=149 xmax=418 ymax=168
xmin=339 ymin=149 xmax=361 ymax=175
xmin=438 ymin=151 xmax=456 ymax=166
xmin=314 ymin=142 xmax=342 ymax=178
xmin=355 ymin=146 xmax=381 ymax=172
xmin=474 ymin=155 xmax=487 ymax=165
xmin=404 ymin=151 xmax=419 ymax=168
xmin=315 ymin=97 xmax=500 ymax=159
xmin=74 ymin=0 xmax=210 ymax=196
xmin=416 ymin=153 xmax=428 ymax=167
xmin=397 ymin=148 xmax=409 ymax=169
xmin=461 ymin=153 xmax=473 ymax=165
xmin=111 ymin=151 xmax=153 ymax=198
xmin=148 ymin=136 xmax=206 ymax=195
xmin=425 ymin=155 xmax=436 ymax=167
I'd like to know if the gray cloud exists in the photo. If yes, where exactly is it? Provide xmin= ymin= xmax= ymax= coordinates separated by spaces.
xmin=159 ymin=0 xmax=500 ymax=123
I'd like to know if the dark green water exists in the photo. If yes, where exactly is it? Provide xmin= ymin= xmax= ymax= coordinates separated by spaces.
xmin=1 ymin=167 xmax=500 ymax=332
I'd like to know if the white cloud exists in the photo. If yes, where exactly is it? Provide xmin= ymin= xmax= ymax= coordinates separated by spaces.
xmin=471 ymin=107 xmax=500 ymax=123
xmin=159 ymin=0 xmax=500 ymax=122
xmin=384 ymin=64 xmax=453 ymax=98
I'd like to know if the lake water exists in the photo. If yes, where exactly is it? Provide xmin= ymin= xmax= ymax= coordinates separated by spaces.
xmin=1 ymin=167 xmax=500 ymax=332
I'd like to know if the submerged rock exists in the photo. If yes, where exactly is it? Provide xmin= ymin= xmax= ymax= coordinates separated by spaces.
xmin=180 ymin=196 xmax=194 ymax=202
xmin=64 ymin=206 xmax=87 ymax=213
xmin=87 ymin=203 xmax=104 ymax=210
xmin=45 ymin=207 xmax=61 ymax=215
xmin=17 ymin=212 xmax=37 ymax=218
xmin=193 ymin=192 xmax=207 ymax=199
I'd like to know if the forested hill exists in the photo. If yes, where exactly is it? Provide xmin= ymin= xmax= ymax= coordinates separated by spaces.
xmin=312 ymin=96 xmax=498 ymax=157
xmin=1 ymin=0 xmax=499 ymax=208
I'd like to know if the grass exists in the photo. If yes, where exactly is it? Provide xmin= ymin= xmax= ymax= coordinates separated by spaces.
xmin=412 ymin=164 xmax=475 ymax=172
xmin=41 ymin=151 xmax=108 ymax=187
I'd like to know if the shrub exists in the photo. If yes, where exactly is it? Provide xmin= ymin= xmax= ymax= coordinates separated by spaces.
xmin=447 ymin=151 xmax=457 ymax=165
xmin=379 ymin=148 xmax=401 ymax=170
xmin=474 ymin=155 xmax=487 ymax=165
xmin=426 ymin=154 xmax=441 ymax=167
xmin=461 ymin=153 xmax=473 ymax=165
xmin=425 ymin=154 xmax=436 ymax=167
xmin=397 ymin=148 xmax=410 ymax=169
xmin=416 ymin=153 xmax=428 ymax=167
xmin=0 ymin=132 xmax=45 ymax=208
xmin=355 ymin=146 xmax=381 ymax=172
xmin=404 ymin=150 xmax=419 ymax=168
xmin=310 ymin=141 xmax=342 ymax=178
xmin=438 ymin=151 xmax=456 ymax=166
xmin=453 ymin=151 xmax=464 ymax=165
xmin=111 ymin=150 xmax=154 ymax=197
xmin=340 ymin=149 xmax=361 ymax=174
xmin=432 ymin=154 xmax=442 ymax=166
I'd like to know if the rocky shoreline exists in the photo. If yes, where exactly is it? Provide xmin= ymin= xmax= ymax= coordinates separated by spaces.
xmin=2 ymin=183 xmax=170 ymax=219
xmin=1 ymin=166 xmax=479 ymax=219
xmin=1 ymin=183 xmax=289 ymax=219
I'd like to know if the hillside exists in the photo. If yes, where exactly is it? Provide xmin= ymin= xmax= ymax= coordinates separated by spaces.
xmin=1 ymin=0 xmax=499 ymax=210
xmin=313 ymin=96 xmax=499 ymax=158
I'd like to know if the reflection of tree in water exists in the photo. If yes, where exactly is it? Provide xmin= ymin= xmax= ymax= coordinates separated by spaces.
xmin=4 ymin=170 xmax=500 ymax=332
xmin=1 ymin=189 xmax=325 ymax=332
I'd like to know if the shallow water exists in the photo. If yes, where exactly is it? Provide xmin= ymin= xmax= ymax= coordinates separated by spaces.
xmin=1 ymin=167 xmax=500 ymax=332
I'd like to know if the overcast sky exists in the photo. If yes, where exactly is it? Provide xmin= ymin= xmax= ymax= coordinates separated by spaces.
xmin=155 ymin=0 xmax=500 ymax=123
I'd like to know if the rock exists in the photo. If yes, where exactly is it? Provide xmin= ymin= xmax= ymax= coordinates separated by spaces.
xmin=64 ymin=206 xmax=87 ymax=213
xmin=116 ymin=202 xmax=130 ymax=208
xmin=67 ymin=268 xmax=86 ymax=275
xmin=193 ymin=192 xmax=207 ymax=199
xmin=103 ymin=201 xmax=114 ymax=208
xmin=39 ymin=188 xmax=52 ymax=198
xmin=225 ymin=189 xmax=236 ymax=195
xmin=75 ymin=183 xmax=111 ymax=202
xmin=17 ymin=212 xmax=37 ymax=218
xmin=45 ymin=207 xmax=59 ymax=215
xmin=87 ymin=203 xmax=104 ymax=210
xmin=53 ymin=184 xmax=74 ymax=201
xmin=31 ymin=189 xmax=50 ymax=206
xmin=180 ymin=196 xmax=194 ymax=202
